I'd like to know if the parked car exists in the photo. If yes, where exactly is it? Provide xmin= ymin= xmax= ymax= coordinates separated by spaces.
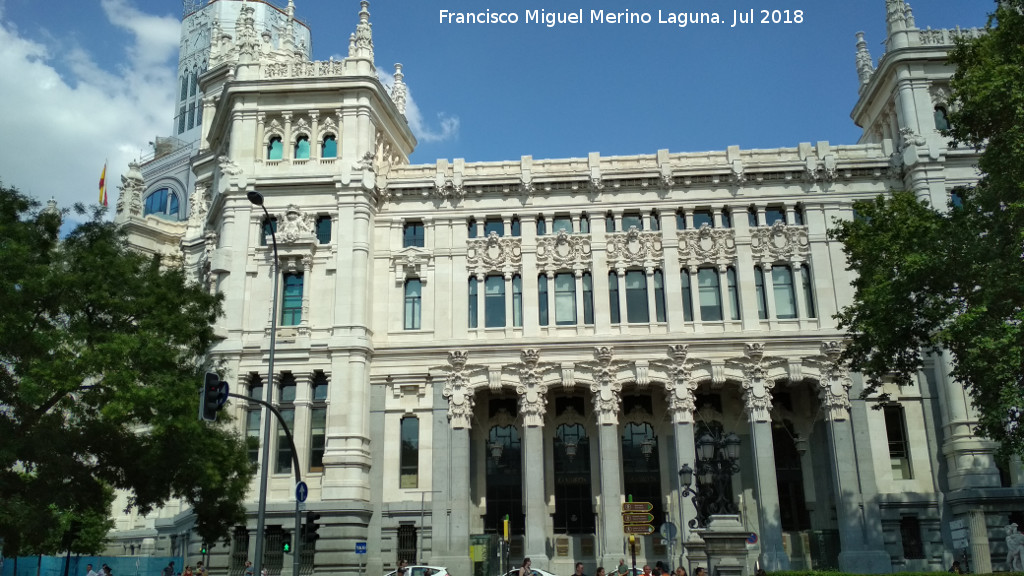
xmin=385 ymin=567 xmax=451 ymax=576
xmin=503 ymin=569 xmax=559 ymax=576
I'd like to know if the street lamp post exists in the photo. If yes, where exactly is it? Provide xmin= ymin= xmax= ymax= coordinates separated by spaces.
xmin=677 ymin=463 xmax=697 ymax=568
xmin=678 ymin=430 xmax=741 ymax=529
xmin=248 ymin=191 xmax=279 ymax=576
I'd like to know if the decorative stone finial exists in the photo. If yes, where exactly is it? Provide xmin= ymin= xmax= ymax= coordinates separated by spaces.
xmin=855 ymin=31 xmax=875 ymax=85
xmin=352 ymin=0 xmax=374 ymax=63
xmin=392 ymin=63 xmax=407 ymax=115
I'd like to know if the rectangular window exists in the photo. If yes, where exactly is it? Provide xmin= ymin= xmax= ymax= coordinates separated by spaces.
xmin=772 ymin=266 xmax=797 ymax=319
xmin=276 ymin=408 xmax=294 ymax=474
xmin=400 ymin=416 xmax=419 ymax=488
xmin=748 ymin=207 xmax=758 ymax=228
xmin=484 ymin=275 xmax=505 ymax=328
xmin=511 ymin=217 xmax=521 ymax=237
xmin=281 ymin=273 xmax=303 ymax=326
xmin=653 ymin=270 xmax=666 ymax=322
xmin=484 ymin=218 xmax=504 ymax=237
xmin=403 ymin=221 xmax=425 ymax=247
xmin=246 ymin=409 xmax=261 ymax=464
xmin=721 ymin=209 xmax=733 ymax=228
xmin=765 ymin=207 xmax=787 ymax=225
xmin=681 ymin=269 xmax=694 ymax=321
xmin=793 ymin=206 xmax=805 ymax=225
xmin=554 ymin=272 xmax=576 ymax=325
xmin=692 ymin=210 xmax=714 ymax=229
xmin=195 ymin=102 xmax=203 ymax=128
xmin=676 ymin=210 xmax=686 ymax=230
xmin=552 ymin=216 xmax=572 ymax=234
xmin=316 ymin=215 xmax=331 ymax=244
xmin=468 ymin=278 xmax=478 ymax=328
xmin=467 ymin=218 xmax=477 ymax=239
xmin=605 ymin=213 xmax=615 ymax=233
xmin=697 ymin=268 xmax=723 ymax=321
xmin=178 ymin=106 xmax=186 ymax=134
xmin=649 ymin=211 xmax=661 ymax=231
xmin=580 ymin=215 xmax=590 ymax=234
xmin=624 ymin=270 xmax=649 ymax=323
xmin=727 ymin=267 xmax=740 ymax=321
xmin=755 ymin=266 xmax=768 ymax=319
xmin=801 ymin=266 xmax=816 ymax=318
xmin=404 ymin=279 xmax=422 ymax=330
xmin=260 ymin=217 xmax=277 ymax=247
xmin=582 ymin=272 xmax=594 ymax=324
xmin=621 ymin=212 xmax=643 ymax=231
xmin=537 ymin=217 xmax=547 ymax=236
xmin=884 ymin=405 xmax=913 ymax=480
xmin=187 ymin=103 xmax=196 ymax=130
xmin=309 ymin=407 xmax=326 ymax=472
xmin=512 ymin=275 xmax=523 ymax=327
xmin=609 ymin=272 xmax=621 ymax=323
xmin=538 ymin=275 xmax=549 ymax=326
xmin=397 ymin=525 xmax=417 ymax=566
xmin=900 ymin=516 xmax=924 ymax=559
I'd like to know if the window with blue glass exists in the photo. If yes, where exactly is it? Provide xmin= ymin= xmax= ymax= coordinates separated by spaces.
xmin=608 ymin=271 xmax=621 ymax=323
xmin=468 ymin=277 xmax=478 ymax=328
xmin=268 ymin=137 xmax=283 ymax=160
xmin=512 ymin=274 xmax=523 ymax=327
xmin=187 ymin=103 xmax=196 ymax=130
xmin=404 ymin=278 xmax=422 ymax=330
xmin=754 ymin=266 xmax=768 ymax=319
xmin=727 ymin=266 xmax=740 ymax=320
xmin=653 ymin=269 xmax=666 ymax=322
xmin=621 ymin=212 xmax=643 ymax=231
xmin=552 ymin=216 xmax=572 ymax=234
xmin=681 ymin=269 xmax=694 ymax=321
xmin=721 ymin=209 xmax=733 ymax=228
xmin=143 ymin=188 xmax=181 ymax=219
xmin=582 ymin=272 xmax=594 ymax=324
xmin=554 ymin=272 xmax=576 ymax=325
xmin=793 ymin=205 xmax=805 ymax=226
xmin=511 ymin=216 xmax=521 ymax=237
xmin=934 ymin=106 xmax=950 ymax=131
xmin=467 ymin=217 xmax=477 ymax=239
xmin=605 ymin=211 xmax=616 ymax=232
xmin=281 ymin=273 xmax=303 ymax=326
xmin=538 ymin=275 xmax=549 ymax=326
xmin=295 ymin=136 xmax=311 ymax=160
xmin=260 ymin=217 xmax=278 ymax=247
xmin=321 ymin=135 xmax=338 ymax=158
xmin=698 ymin=268 xmax=723 ymax=321
xmin=772 ymin=265 xmax=797 ymax=319
xmin=649 ymin=210 xmax=661 ymax=231
xmin=180 ymin=76 xmax=188 ymax=100
xmin=484 ymin=217 xmax=504 ymax=237
xmin=403 ymin=221 xmax=425 ymax=247
xmin=676 ymin=209 xmax=686 ymax=230
xmin=765 ymin=207 xmax=787 ymax=225
xmin=692 ymin=209 xmax=714 ymax=229
xmin=536 ymin=215 xmax=547 ymax=236
xmin=580 ymin=214 xmax=590 ymax=234
xmin=748 ymin=207 xmax=759 ymax=228
xmin=624 ymin=270 xmax=649 ymax=323
xmin=316 ymin=216 xmax=331 ymax=244
xmin=484 ymin=275 xmax=505 ymax=328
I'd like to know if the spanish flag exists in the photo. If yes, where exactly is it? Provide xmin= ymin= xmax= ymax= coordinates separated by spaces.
xmin=98 ymin=161 xmax=108 ymax=206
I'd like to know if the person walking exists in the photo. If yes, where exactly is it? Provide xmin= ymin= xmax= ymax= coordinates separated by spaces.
xmin=520 ymin=558 xmax=533 ymax=576
xmin=573 ymin=562 xmax=587 ymax=576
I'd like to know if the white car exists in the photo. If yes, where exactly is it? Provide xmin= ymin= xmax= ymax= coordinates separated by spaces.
xmin=385 ymin=567 xmax=451 ymax=576
xmin=503 ymin=569 xmax=559 ymax=576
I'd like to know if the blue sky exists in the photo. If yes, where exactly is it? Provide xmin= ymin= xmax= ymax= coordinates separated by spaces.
xmin=0 ymin=0 xmax=990 ymax=213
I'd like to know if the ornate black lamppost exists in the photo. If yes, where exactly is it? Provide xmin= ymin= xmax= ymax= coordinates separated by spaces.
xmin=678 ymin=430 xmax=741 ymax=528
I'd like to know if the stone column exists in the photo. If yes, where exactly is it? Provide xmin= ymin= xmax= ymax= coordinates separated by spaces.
xmin=516 ymin=350 xmax=553 ymax=568
xmin=589 ymin=347 xmax=625 ymax=567
xmin=737 ymin=343 xmax=789 ymax=570
xmin=967 ymin=510 xmax=992 ymax=574
xmin=662 ymin=345 xmax=699 ymax=566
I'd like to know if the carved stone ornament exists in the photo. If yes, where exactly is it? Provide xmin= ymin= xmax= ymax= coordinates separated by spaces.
xmin=677 ymin=225 xmax=737 ymax=269
xmin=651 ymin=345 xmax=703 ymax=424
xmin=437 ymin=350 xmax=488 ymax=429
xmin=535 ymin=231 xmax=593 ymax=274
xmin=804 ymin=341 xmax=854 ymax=421
xmin=187 ymin=182 xmax=210 ymax=230
xmin=606 ymin=228 xmax=664 ymax=272
xmin=580 ymin=347 xmax=627 ymax=426
xmin=218 ymin=156 xmax=242 ymax=177
xmin=729 ymin=343 xmax=786 ymax=423
xmin=117 ymin=160 xmax=144 ymax=218
xmin=507 ymin=349 xmax=558 ymax=427
xmin=466 ymin=232 xmax=523 ymax=277
xmin=277 ymin=205 xmax=315 ymax=243
xmin=749 ymin=221 xmax=810 ymax=265
xmin=392 ymin=246 xmax=433 ymax=285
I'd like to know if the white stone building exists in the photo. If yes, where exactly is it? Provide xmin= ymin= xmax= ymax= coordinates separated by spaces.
xmin=111 ymin=1 xmax=1024 ymax=575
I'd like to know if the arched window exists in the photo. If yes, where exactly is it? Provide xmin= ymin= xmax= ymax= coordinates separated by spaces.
xmin=649 ymin=209 xmax=661 ymax=231
xmin=180 ymin=76 xmax=188 ymax=101
xmin=934 ymin=106 xmax=950 ymax=131
xmin=621 ymin=421 xmax=664 ymax=525
xmin=510 ymin=216 xmax=521 ymax=237
xmin=793 ymin=205 xmax=805 ymax=226
xmin=321 ymin=135 xmax=337 ymax=158
xmin=754 ymin=266 xmax=768 ymax=319
xmin=624 ymin=270 xmax=649 ymax=323
xmin=697 ymin=267 xmax=722 ymax=321
xmin=538 ymin=274 xmax=549 ymax=326
xmin=143 ymin=188 xmax=181 ymax=219
xmin=267 ymin=137 xmax=283 ymax=160
xmin=553 ymin=423 xmax=594 ymax=534
xmin=772 ymin=265 xmax=797 ymax=319
xmin=189 ymin=70 xmax=198 ymax=97
xmin=721 ymin=209 xmax=733 ymax=228
xmin=484 ymin=275 xmax=505 ymax=328
xmin=404 ymin=278 xmax=422 ymax=330
xmin=295 ymin=136 xmax=311 ymax=160
xmin=747 ymin=206 xmax=759 ymax=228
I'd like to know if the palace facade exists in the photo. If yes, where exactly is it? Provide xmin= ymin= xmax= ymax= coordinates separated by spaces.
xmin=109 ymin=1 xmax=1023 ymax=575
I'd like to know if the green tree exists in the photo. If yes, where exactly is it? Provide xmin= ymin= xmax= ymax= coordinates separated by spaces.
xmin=0 ymin=185 xmax=254 ymax=555
xmin=831 ymin=0 xmax=1024 ymax=456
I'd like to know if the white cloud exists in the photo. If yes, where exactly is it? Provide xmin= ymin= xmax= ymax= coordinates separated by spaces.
xmin=379 ymin=69 xmax=459 ymax=144
xmin=0 ymin=2 xmax=179 ymax=214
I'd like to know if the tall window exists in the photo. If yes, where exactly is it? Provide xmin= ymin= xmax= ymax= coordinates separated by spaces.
xmin=467 ymin=217 xmax=478 ymax=239
xmin=538 ymin=275 xmax=549 ymax=326
xmin=801 ymin=266 xmax=816 ymax=318
xmin=609 ymin=272 xmax=621 ymax=323
xmin=900 ymin=516 xmax=924 ymax=559
xmin=512 ymin=275 xmax=523 ymax=327
xmin=884 ymin=405 xmax=912 ymax=480
xmin=697 ymin=268 xmax=722 ymax=321
xmin=721 ymin=209 xmax=733 ymax=228
xmin=400 ymin=416 xmax=419 ymax=488
xmin=180 ymin=75 xmax=188 ymax=100
xmin=552 ymin=216 xmax=572 ymax=234
xmin=554 ymin=272 xmax=576 ymax=325
xmin=511 ymin=216 xmax=521 ymax=237
xmin=793 ymin=205 xmax=805 ymax=226
xmin=653 ymin=270 xmax=666 ymax=322
xmin=582 ymin=272 xmax=594 ymax=324
xmin=315 ymin=215 xmax=331 ymax=244
xmin=621 ymin=421 xmax=664 ymax=527
xmin=649 ymin=210 xmax=661 ymax=231
xmin=309 ymin=373 xmax=328 ymax=472
xmin=580 ymin=214 xmax=590 ymax=234
xmin=605 ymin=211 xmax=616 ymax=232
xmin=246 ymin=376 xmax=263 ymax=464
xmin=748 ymin=207 xmax=759 ymax=228
xmin=553 ymin=423 xmax=594 ymax=534
xmin=276 ymin=375 xmax=296 ymax=474
xmin=295 ymin=136 xmax=311 ymax=159
xmin=681 ymin=269 xmax=694 ymax=321
xmin=404 ymin=279 xmax=422 ymax=330
xmin=187 ymin=103 xmax=196 ymax=130
xmin=260 ymin=216 xmax=277 ymax=246
xmin=727 ymin=267 xmax=740 ymax=321
xmin=268 ymin=137 xmax=283 ymax=160
xmin=622 ymin=212 xmax=643 ymax=231
xmin=486 ymin=425 xmax=524 ymax=534
xmin=281 ymin=273 xmax=304 ymax=326
xmin=934 ymin=106 xmax=950 ymax=131
xmin=484 ymin=217 xmax=504 ymax=237
xmin=321 ymin=135 xmax=337 ymax=158
xmin=624 ymin=270 xmax=649 ymax=323
xmin=692 ymin=209 xmax=714 ymax=228
xmin=143 ymin=188 xmax=180 ymax=218
xmin=676 ymin=210 xmax=686 ymax=230
xmin=468 ymin=278 xmax=478 ymax=328
xmin=178 ymin=106 xmax=186 ymax=134
xmin=754 ymin=266 xmax=768 ymax=320
xmin=484 ymin=275 xmax=505 ymax=328
xmin=772 ymin=265 xmax=797 ymax=319
xmin=403 ymin=221 xmax=425 ymax=248
xmin=537 ymin=216 xmax=547 ymax=236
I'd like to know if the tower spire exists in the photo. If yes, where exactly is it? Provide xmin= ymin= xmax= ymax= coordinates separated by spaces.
xmin=353 ymin=1 xmax=375 ymax=64
xmin=855 ymin=31 xmax=875 ymax=86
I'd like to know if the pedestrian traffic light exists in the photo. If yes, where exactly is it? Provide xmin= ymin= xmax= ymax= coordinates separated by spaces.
xmin=304 ymin=512 xmax=321 ymax=545
xmin=282 ymin=533 xmax=292 ymax=554
xmin=200 ymin=543 xmax=208 ymax=555
xmin=199 ymin=372 xmax=228 ymax=422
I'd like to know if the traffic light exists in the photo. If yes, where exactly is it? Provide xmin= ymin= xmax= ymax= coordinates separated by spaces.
xmin=282 ymin=533 xmax=292 ymax=554
xmin=200 ymin=543 xmax=208 ymax=555
xmin=304 ymin=512 xmax=321 ymax=546
xmin=199 ymin=372 xmax=228 ymax=422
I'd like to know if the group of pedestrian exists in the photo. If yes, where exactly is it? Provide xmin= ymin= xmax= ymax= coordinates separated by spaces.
xmin=557 ymin=559 xmax=703 ymax=576
xmin=86 ymin=564 xmax=113 ymax=576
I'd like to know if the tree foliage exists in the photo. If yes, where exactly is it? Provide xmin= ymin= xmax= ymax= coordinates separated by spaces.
xmin=0 ymin=186 xmax=254 ymax=555
xmin=831 ymin=0 xmax=1024 ymax=455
